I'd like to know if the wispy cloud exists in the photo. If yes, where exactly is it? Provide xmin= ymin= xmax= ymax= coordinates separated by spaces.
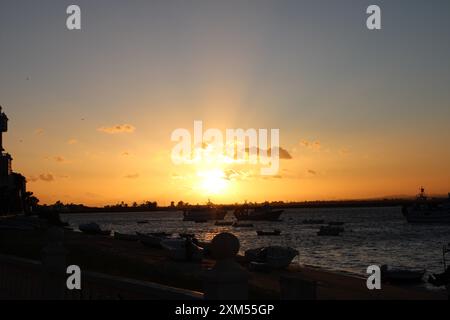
xmin=124 ymin=173 xmax=140 ymax=179
xmin=35 ymin=128 xmax=45 ymax=136
xmin=27 ymin=173 xmax=69 ymax=183
xmin=244 ymin=147 xmax=293 ymax=160
xmin=299 ymin=140 xmax=321 ymax=151
xmin=97 ymin=124 xmax=136 ymax=134
xmin=339 ymin=148 xmax=351 ymax=156
xmin=67 ymin=138 xmax=78 ymax=145
xmin=28 ymin=173 xmax=54 ymax=182
xmin=54 ymin=156 xmax=66 ymax=163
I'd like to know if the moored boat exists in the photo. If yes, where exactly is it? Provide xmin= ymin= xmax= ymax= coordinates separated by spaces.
xmin=245 ymin=246 xmax=299 ymax=271
xmin=183 ymin=205 xmax=227 ymax=222
xmin=160 ymin=238 xmax=203 ymax=261
xmin=232 ymin=222 xmax=254 ymax=228
xmin=137 ymin=232 xmax=171 ymax=248
xmin=381 ymin=265 xmax=426 ymax=284
xmin=428 ymin=244 xmax=450 ymax=288
xmin=256 ymin=229 xmax=281 ymax=236
xmin=402 ymin=188 xmax=450 ymax=223
xmin=317 ymin=226 xmax=344 ymax=236
xmin=79 ymin=223 xmax=111 ymax=235
xmin=215 ymin=221 xmax=234 ymax=226
xmin=234 ymin=204 xmax=283 ymax=221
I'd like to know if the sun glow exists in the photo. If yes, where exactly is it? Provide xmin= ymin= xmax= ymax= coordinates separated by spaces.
xmin=197 ymin=168 xmax=229 ymax=195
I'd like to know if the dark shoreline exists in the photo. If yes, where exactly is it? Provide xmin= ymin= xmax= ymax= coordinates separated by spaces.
xmin=35 ymin=198 xmax=440 ymax=215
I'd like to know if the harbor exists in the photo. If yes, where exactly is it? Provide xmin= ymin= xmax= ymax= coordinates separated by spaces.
xmin=0 ymin=217 xmax=447 ymax=300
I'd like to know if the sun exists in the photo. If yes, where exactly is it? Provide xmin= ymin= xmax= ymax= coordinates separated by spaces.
xmin=197 ymin=168 xmax=229 ymax=195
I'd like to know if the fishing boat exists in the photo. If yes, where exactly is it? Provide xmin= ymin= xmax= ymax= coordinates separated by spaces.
xmin=183 ymin=204 xmax=227 ymax=222
xmin=234 ymin=204 xmax=283 ymax=221
xmin=79 ymin=223 xmax=111 ymax=235
xmin=245 ymin=246 xmax=299 ymax=271
xmin=160 ymin=238 xmax=203 ymax=261
xmin=114 ymin=232 xmax=139 ymax=241
xmin=381 ymin=265 xmax=426 ymax=284
xmin=317 ymin=226 xmax=344 ymax=236
xmin=256 ymin=229 xmax=281 ymax=236
xmin=402 ymin=188 xmax=450 ymax=223
xmin=428 ymin=244 xmax=450 ymax=290
xmin=137 ymin=232 xmax=171 ymax=248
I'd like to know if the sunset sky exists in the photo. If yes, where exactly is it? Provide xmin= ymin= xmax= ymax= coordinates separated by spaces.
xmin=1 ymin=0 xmax=449 ymax=206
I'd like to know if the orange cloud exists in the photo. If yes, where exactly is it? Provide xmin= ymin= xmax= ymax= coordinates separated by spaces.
xmin=97 ymin=124 xmax=136 ymax=134
xmin=300 ymin=140 xmax=321 ymax=151
xmin=35 ymin=128 xmax=45 ymax=136
xmin=28 ymin=173 xmax=55 ymax=182
xmin=244 ymin=147 xmax=293 ymax=159
xmin=339 ymin=148 xmax=351 ymax=156
xmin=54 ymin=156 xmax=66 ymax=163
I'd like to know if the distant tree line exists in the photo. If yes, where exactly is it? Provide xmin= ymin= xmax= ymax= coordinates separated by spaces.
xmin=27 ymin=195 xmax=443 ymax=215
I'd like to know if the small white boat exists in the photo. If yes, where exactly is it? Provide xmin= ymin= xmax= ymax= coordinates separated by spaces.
xmin=137 ymin=232 xmax=169 ymax=248
xmin=79 ymin=223 xmax=110 ymax=235
xmin=428 ymin=244 xmax=450 ymax=287
xmin=160 ymin=238 xmax=203 ymax=261
xmin=183 ymin=202 xmax=227 ymax=222
xmin=402 ymin=188 xmax=450 ymax=223
xmin=234 ymin=205 xmax=283 ymax=221
xmin=215 ymin=221 xmax=234 ymax=226
xmin=245 ymin=246 xmax=299 ymax=270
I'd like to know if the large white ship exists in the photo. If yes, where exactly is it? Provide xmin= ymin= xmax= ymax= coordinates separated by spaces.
xmin=402 ymin=187 xmax=450 ymax=223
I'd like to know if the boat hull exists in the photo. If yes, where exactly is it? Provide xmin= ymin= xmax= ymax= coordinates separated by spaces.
xmin=403 ymin=206 xmax=450 ymax=223
xmin=234 ymin=209 xmax=283 ymax=221
xmin=183 ymin=209 xmax=227 ymax=222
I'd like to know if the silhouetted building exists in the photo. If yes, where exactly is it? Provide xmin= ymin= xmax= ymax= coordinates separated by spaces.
xmin=0 ymin=106 xmax=27 ymax=215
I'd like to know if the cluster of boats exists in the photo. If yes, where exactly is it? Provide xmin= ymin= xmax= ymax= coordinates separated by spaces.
xmin=183 ymin=204 xmax=284 ymax=223
xmin=77 ymin=222 xmax=299 ymax=271
xmin=300 ymin=219 xmax=346 ymax=236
